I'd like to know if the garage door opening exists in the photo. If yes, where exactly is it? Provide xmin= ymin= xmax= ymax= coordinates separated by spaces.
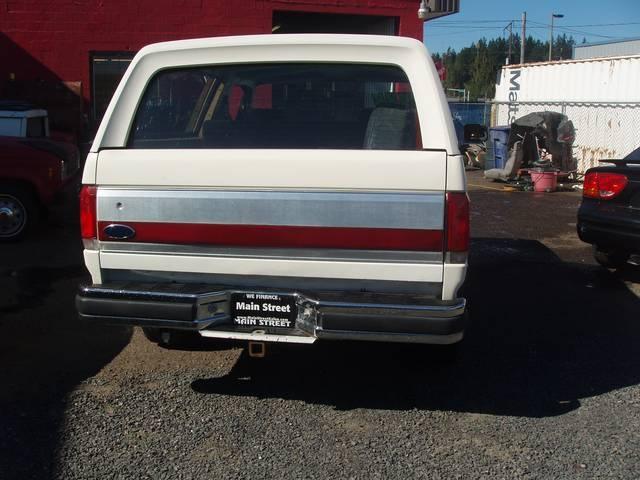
xmin=272 ymin=11 xmax=398 ymax=36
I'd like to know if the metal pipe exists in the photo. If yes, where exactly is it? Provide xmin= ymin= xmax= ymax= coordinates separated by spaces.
xmin=520 ymin=12 xmax=526 ymax=64
xmin=549 ymin=13 xmax=564 ymax=61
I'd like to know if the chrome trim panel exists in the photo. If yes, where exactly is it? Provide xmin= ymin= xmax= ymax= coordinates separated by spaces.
xmin=99 ymin=242 xmax=443 ymax=264
xmin=101 ymin=270 xmax=443 ymax=295
xmin=79 ymin=314 xmax=226 ymax=331
xmin=97 ymin=189 xmax=444 ymax=230
xmin=199 ymin=330 xmax=462 ymax=345
xmin=317 ymin=298 xmax=465 ymax=319
xmin=199 ymin=330 xmax=317 ymax=344
xmin=99 ymin=251 xmax=443 ymax=282
xmin=444 ymin=251 xmax=468 ymax=264
xmin=315 ymin=330 xmax=463 ymax=345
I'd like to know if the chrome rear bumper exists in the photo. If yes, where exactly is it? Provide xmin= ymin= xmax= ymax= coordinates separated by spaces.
xmin=76 ymin=283 xmax=466 ymax=345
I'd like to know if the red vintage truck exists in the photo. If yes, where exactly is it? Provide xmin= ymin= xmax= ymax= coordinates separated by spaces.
xmin=0 ymin=102 xmax=80 ymax=240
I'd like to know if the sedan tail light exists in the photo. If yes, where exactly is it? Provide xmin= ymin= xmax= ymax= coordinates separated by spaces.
xmin=583 ymin=172 xmax=628 ymax=200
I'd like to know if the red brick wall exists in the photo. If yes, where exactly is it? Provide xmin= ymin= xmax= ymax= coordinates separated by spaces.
xmin=1 ymin=0 xmax=422 ymax=103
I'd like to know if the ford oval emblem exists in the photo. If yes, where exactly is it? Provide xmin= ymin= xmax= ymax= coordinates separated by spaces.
xmin=103 ymin=224 xmax=136 ymax=240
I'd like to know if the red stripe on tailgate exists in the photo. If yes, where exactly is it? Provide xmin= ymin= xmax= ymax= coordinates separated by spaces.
xmin=98 ymin=222 xmax=443 ymax=251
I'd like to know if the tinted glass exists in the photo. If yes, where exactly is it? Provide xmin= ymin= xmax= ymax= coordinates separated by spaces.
xmin=129 ymin=63 xmax=420 ymax=150
xmin=0 ymin=118 xmax=22 ymax=137
xmin=624 ymin=146 xmax=640 ymax=161
xmin=26 ymin=117 xmax=46 ymax=138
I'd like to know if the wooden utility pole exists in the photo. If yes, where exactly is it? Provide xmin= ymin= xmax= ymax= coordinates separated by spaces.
xmin=520 ymin=11 xmax=526 ymax=64
xmin=504 ymin=21 xmax=513 ymax=64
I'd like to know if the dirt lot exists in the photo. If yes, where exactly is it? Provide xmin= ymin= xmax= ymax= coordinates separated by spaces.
xmin=1 ymin=170 xmax=639 ymax=479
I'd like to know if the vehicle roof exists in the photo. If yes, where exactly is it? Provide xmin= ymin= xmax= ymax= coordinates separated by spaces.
xmin=0 ymin=101 xmax=47 ymax=118
xmin=92 ymin=34 xmax=459 ymax=154
xmin=0 ymin=100 xmax=38 ymax=110
xmin=138 ymin=34 xmax=425 ymax=55
xmin=0 ymin=109 xmax=48 ymax=119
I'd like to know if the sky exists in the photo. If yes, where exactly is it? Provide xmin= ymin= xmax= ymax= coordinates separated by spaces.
xmin=423 ymin=0 xmax=640 ymax=54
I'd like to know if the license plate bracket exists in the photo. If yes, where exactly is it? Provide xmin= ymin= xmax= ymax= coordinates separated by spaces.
xmin=230 ymin=292 xmax=297 ymax=329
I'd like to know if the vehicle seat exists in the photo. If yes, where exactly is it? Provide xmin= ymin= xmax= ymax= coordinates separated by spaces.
xmin=363 ymin=107 xmax=416 ymax=150
xmin=202 ymin=119 xmax=236 ymax=147
xmin=484 ymin=140 xmax=524 ymax=181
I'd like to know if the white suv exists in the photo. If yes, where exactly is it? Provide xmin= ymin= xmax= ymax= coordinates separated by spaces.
xmin=76 ymin=34 xmax=469 ymax=348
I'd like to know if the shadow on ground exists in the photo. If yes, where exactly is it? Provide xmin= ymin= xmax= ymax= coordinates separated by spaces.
xmin=0 ymin=266 xmax=131 ymax=480
xmin=192 ymin=238 xmax=640 ymax=417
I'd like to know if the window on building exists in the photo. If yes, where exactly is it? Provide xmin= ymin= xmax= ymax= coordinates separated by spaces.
xmin=26 ymin=116 xmax=46 ymax=138
xmin=129 ymin=63 xmax=420 ymax=150
xmin=272 ymin=11 xmax=398 ymax=35
xmin=91 ymin=52 xmax=134 ymax=124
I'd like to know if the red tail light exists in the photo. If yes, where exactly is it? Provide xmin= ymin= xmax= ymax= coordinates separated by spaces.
xmin=80 ymin=185 xmax=97 ymax=239
xmin=445 ymin=192 xmax=470 ymax=253
xmin=583 ymin=172 xmax=628 ymax=200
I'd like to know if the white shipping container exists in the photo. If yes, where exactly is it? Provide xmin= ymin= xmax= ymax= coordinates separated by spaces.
xmin=493 ymin=56 xmax=640 ymax=172
xmin=494 ymin=55 xmax=640 ymax=103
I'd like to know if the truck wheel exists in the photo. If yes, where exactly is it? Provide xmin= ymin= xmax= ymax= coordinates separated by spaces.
xmin=0 ymin=186 xmax=39 ymax=241
xmin=593 ymin=246 xmax=629 ymax=269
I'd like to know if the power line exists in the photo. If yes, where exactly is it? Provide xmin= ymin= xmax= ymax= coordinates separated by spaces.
xmin=427 ymin=25 xmax=627 ymax=39
xmin=429 ymin=20 xmax=640 ymax=27
xmin=528 ymin=30 xmax=547 ymax=42
xmin=526 ymin=20 xmax=621 ymax=39
xmin=428 ymin=25 xmax=520 ymax=28
xmin=428 ymin=19 xmax=639 ymax=40
xmin=557 ymin=22 xmax=640 ymax=27
xmin=427 ymin=19 xmax=516 ymax=23
xmin=424 ymin=27 xmax=505 ymax=37
xmin=429 ymin=24 xmax=640 ymax=30
xmin=556 ymin=28 xmax=618 ymax=39
xmin=425 ymin=18 xmax=633 ymax=43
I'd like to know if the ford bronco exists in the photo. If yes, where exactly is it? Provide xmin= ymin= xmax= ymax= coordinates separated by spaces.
xmin=76 ymin=34 xmax=469 ymax=348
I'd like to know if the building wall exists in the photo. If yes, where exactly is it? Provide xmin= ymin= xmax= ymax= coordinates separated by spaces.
xmin=1 ymin=0 xmax=423 ymax=106
xmin=573 ymin=38 xmax=640 ymax=60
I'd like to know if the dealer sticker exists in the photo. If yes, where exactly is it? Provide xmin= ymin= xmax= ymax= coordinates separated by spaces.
xmin=230 ymin=292 xmax=297 ymax=329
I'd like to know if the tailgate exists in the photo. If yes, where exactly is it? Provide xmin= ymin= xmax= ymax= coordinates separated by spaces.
xmin=94 ymin=148 xmax=447 ymax=292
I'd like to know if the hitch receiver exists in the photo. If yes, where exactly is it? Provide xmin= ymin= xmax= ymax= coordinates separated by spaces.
xmin=248 ymin=341 xmax=266 ymax=358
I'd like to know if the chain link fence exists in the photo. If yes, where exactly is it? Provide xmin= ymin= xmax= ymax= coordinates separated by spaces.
xmin=491 ymin=101 xmax=640 ymax=173
xmin=448 ymin=102 xmax=492 ymax=128
xmin=449 ymin=101 xmax=640 ymax=173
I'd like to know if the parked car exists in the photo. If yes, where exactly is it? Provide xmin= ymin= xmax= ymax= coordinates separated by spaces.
xmin=0 ymin=102 xmax=80 ymax=240
xmin=75 ymin=34 xmax=469 ymax=351
xmin=577 ymin=147 xmax=640 ymax=268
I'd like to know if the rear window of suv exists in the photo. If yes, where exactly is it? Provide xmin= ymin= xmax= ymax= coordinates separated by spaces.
xmin=128 ymin=63 xmax=420 ymax=150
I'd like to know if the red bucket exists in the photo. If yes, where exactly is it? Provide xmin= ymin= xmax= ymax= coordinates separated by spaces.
xmin=530 ymin=170 xmax=558 ymax=192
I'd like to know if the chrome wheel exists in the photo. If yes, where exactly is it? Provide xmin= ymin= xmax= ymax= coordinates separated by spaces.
xmin=0 ymin=194 xmax=27 ymax=238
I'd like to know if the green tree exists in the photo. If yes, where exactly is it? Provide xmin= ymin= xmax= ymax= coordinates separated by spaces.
xmin=553 ymin=34 xmax=575 ymax=60
xmin=432 ymin=33 xmax=576 ymax=100
xmin=465 ymin=39 xmax=494 ymax=100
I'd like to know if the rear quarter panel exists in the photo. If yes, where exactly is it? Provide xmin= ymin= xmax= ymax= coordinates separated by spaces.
xmin=0 ymin=139 xmax=62 ymax=203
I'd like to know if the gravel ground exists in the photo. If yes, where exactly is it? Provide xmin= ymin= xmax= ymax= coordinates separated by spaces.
xmin=1 ymin=170 xmax=639 ymax=479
